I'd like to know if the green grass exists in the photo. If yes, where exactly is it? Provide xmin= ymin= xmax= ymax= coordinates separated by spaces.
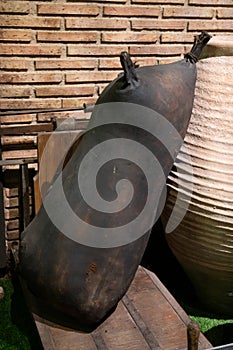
xmin=0 ymin=275 xmax=43 ymax=350
xmin=189 ymin=317 xmax=233 ymax=334
xmin=190 ymin=315 xmax=233 ymax=347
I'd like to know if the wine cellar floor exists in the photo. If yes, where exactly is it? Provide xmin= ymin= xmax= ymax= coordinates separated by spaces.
xmin=34 ymin=266 xmax=212 ymax=350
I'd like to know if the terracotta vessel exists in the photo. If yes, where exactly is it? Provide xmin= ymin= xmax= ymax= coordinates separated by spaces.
xmin=162 ymin=37 xmax=233 ymax=317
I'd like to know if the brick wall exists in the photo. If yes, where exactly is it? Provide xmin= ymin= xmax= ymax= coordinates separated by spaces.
xmin=1 ymin=0 xmax=233 ymax=117
xmin=0 ymin=0 xmax=233 ymax=248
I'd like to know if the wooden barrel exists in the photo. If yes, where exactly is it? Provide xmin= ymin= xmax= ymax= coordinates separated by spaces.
xmin=161 ymin=37 xmax=233 ymax=317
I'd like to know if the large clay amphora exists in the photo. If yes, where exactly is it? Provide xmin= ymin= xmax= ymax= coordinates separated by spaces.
xmin=162 ymin=37 xmax=233 ymax=317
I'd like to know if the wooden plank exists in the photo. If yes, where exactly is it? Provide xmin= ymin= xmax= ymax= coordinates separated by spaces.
xmin=35 ymin=317 xmax=98 ymax=350
xmin=122 ymin=295 xmax=160 ymax=349
xmin=125 ymin=267 xmax=188 ymax=350
xmin=33 ymin=267 xmax=212 ymax=350
xmin=144 ymin=269 xmax=211 ymax=349
xmin=93 ymin=301 xmax=151 ymax=350
xmin=34 ymin=130 xmax=83 ymax=212
xmin=32 ymin=119 xmax=89 ymax=212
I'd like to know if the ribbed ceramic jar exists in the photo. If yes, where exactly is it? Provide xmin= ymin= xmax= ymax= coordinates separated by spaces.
xmin=161 ymin=38 xmax=233 ymax=317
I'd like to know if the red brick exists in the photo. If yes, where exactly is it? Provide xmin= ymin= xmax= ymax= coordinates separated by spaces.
xmin=66 ymin=71 xmax=119 ymax=83
xmin=102 ymin=32 xmax=158 ymax=43
xmin=0 ymin=29 xmax=32 ymax=42
xmin=5 ymin=197 xmax=19 ymax=208
xmin=37 ymin=31 xmax=98 ymax=43
xmin=4 ymin=208 xmax=19 ymax=220
xmin=189 ymin=0 xmax=232 ymax=5
xmin=0 ymin=114 xmax=35 ymax=125
xmin=103 ymin=5 xmax=160 ymax=17
xmin=217 ymin=9 xmax=233 ymax=18
xmin=66 ymin=18 xmax=128 ymax=30
xmin=5 ymin=197 xmax=31 ymax=209
xmin=67 ymin=0 xmax=126 ymax=2
xmin=163 ymin=7 xmax=214 ymax=18
xmin=6 ymin=230 xmax=20 ymax=240
xmin=99 ymin=58 xmax=122 ymax=69
xmin=129 ymin=45 xmax=183 ymax=56
xmin=0 ymin=98 xmax=62 ymax=110
xmin=0 ymin=87 xmax=31 ymax=98
xmin=0 ymin=1 xmax=30 ymax=14
xmin=37 ymin=110 xmax=90 ymax=122
xmin=99 ymin=57 xmax=158 ymax=69
xmin=132 ymin=0 xmax=184 ymax=3
xmin=62 ymin=97 xmax=97 ymax=109
xmin=36 ymin=85 xmax=94 ymax=97
xmin=0 ymin=44 xmax=62 ymax=56
xmin=161 ymin=32 xmax=196 ymax=43
xmin=35 ymin=59 xmax=98 ymax=70
xmin=0 ymin=16 xmax=60 ymax=28
xmin=37 ymin=4 xmax=99 ymax=16
xmin=6 ymin=219 xmax=19 ymax=231
xmin=2 ymin=135 xmax=36 ymax=147
xmin=36 ymin=112 xmax=57 ymax=122
xmin=4 ymin=188 xmax=19 ymax=197
xmin=68 ymin=45 xmax=127 ymax=57
xmin=0 ymin=73 xmax=62 ymax=84
xmin=135 ymin=57 xmax=158 ymax=66
xmin=188 ymin=20 xmax=233 ymax=31
xmin=0 ymin=59 xmax=30 ymax=71
xmin=2 ymin=149 xmax=37 ymax=161
xmin=132 ymin=19 xmax=186 ymax=30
